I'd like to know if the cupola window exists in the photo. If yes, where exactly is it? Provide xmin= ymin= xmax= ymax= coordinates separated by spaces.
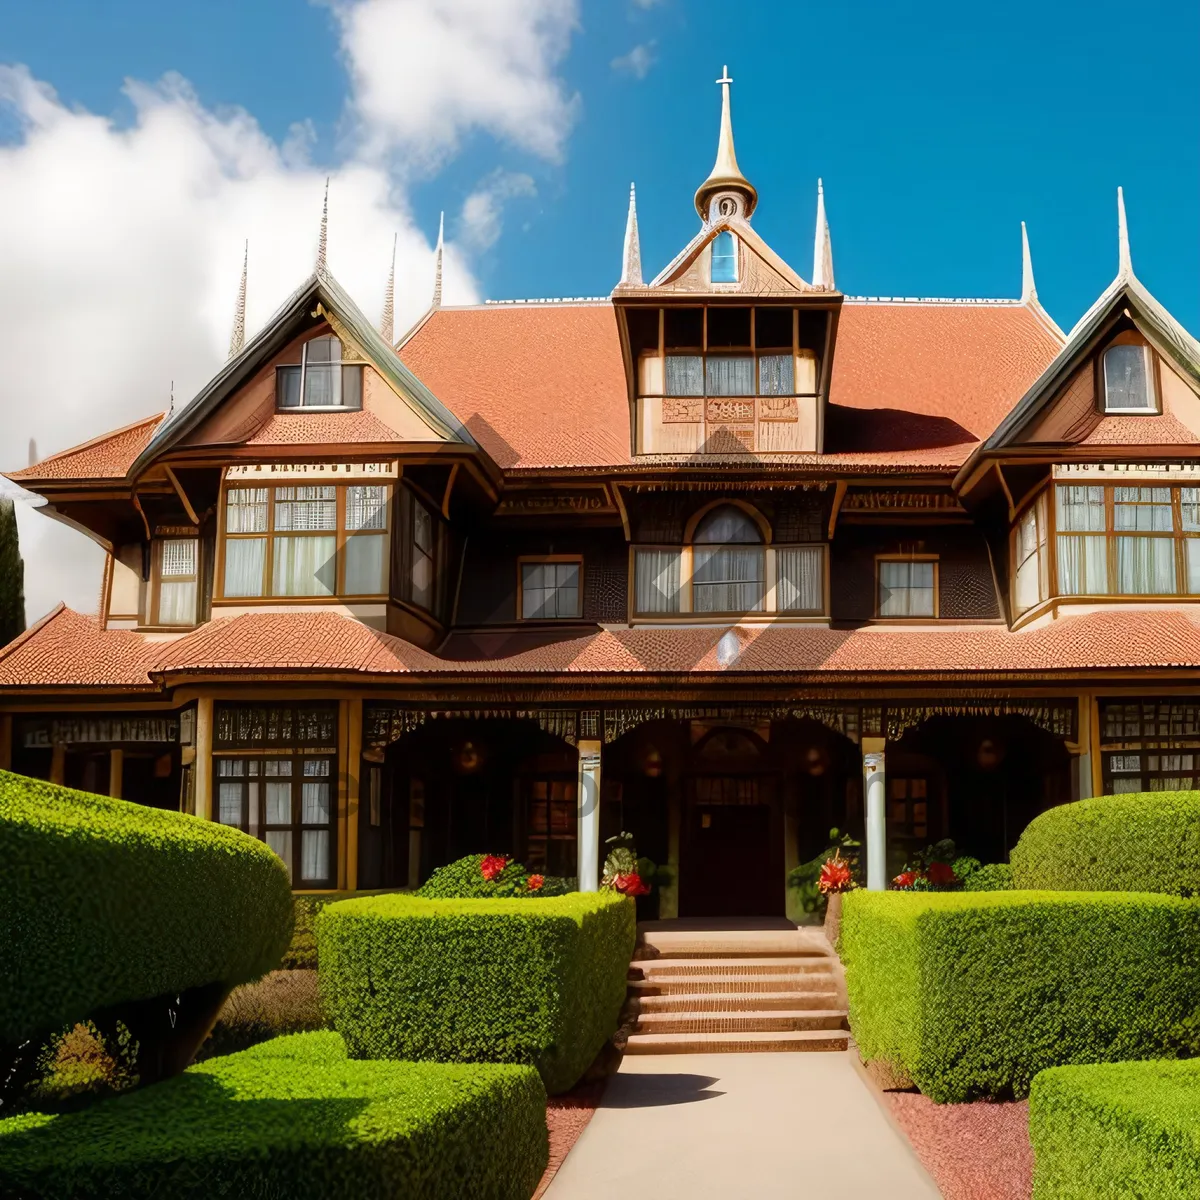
xmin=1103 ymin=344 xmax=1155 ymax=413
xmin=276 ymin=335 xmax=364 ymax=411
xmin=710 ymin=230 xmax=738 ymax=283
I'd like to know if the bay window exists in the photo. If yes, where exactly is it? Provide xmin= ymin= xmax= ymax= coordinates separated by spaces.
xmin=221 ymin=482 xmax=390 ymax=600
xmin=1012 ymin=494 xmax=1049 ymax=615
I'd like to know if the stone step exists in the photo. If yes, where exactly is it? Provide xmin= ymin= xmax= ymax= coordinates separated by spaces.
xmin=634 ymin=956 xmax=834 ymax=978
xmin=637 ymin=989 xmax=843 ymax=1014
xmin=637 ymin=927 xmax=832 ymax=960
xmin=636 ymin=1009 xmax=847 ymax=1035
xmin=624 ymin=1028 xmax=850 ymax=1055
xmin=630 ymin=973 xmax=831 ymax=995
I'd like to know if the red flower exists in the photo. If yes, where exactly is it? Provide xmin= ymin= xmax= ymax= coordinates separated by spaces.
xmin=479 ymin=855 xmax=508 ymax=882
xmin=611 ymin=872 xmax=651 ymax=896
xmin=818 ymin=857 xmax=853 ymax=894
xmin=892 ymin=871 xmax=919 ymax=890
xmin=926 ymin=861 xmax=956 ymax=887
xmin=526 ymin=874 xmax=545 ymax=891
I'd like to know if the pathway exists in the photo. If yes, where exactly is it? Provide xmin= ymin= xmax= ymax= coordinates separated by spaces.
xmin=543 ymin=1051 xmax=942 ymax=1200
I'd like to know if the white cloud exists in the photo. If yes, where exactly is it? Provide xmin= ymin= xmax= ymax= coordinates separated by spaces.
xmin=0 ymin=2 xmax=583 ymax=627
xmin=460 ymin=169 xmax=537 ymax=250
xmin=331 ymin=0 xmax=581 ymax=167
xmin=611 ymin=41 xmax=658 ymax=80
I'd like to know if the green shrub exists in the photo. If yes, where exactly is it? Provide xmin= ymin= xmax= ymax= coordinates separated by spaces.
xmin=417 ymin=854 xmax=534 ymax=898
xmin=0 ymin=770 xmax=293 ymax=1045
xmin=317 ymin=891 xmax=635 ymax=1094
xmin=0 ymin=1032 xmax=548 ymax=1200
xmin=1030 ymin=1058 xmax=1200 ymax=1199
xmin=962 ymin=862 xmax=1013 ymax=891
xmin=840 ymin=889 xmax=1200 ymax=1102
xmin=196 ymin=970 xmax=325 ymax=1061
xmin=1011 ymin=790 xmax=1200 ymax=894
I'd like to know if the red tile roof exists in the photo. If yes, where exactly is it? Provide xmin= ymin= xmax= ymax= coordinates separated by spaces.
xmin=4 ymin=605 xmax=1200 ymax=692
xmin=240 ymin=410 xmax=412 ymax=446
xmin=398 ymin=300 xmax=1064 ymax=471
xmin=9 ymin=416 xmax=162 ymax=482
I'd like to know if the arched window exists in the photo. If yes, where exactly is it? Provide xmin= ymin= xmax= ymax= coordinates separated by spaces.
xmin=691 ymin=504 xmax=764 ymax=612
xmin=1103 ymin=344 xmax=1155 ymax=412
xmin=710 ymin=230 xmax=738 ymax=283
xmin=276 ymin=335 xmax=364 ymax=410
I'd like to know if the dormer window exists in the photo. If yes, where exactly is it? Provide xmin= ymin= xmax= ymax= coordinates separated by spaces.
xmin=276 ymin=335 xmax=364 ymax=411
xmin=710 ymin=231 xmax=738 ymax=283
xmin=1103 ymin=344 xmax=1155 ymax=413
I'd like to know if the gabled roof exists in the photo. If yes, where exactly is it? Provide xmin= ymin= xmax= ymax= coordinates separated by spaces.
xmin=129 ymin=269 xmax=477 ymax=478
xmin=982 ymin=270 xmax=1200 ymax=452
xmin=8 ymin=415 xmax=162 ymax=483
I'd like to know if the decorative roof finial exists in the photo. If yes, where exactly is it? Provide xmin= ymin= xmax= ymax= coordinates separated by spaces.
xmin=1117 ymin=186 xmax=1132 ymax=279
xmin=432 ymin=211 xmax=444 ymax=309
xmin=620 ymin=182 xmax=643 ymax=286
xmin=812 ymin=179 xmax=835 ymax=291
xmin=168 ymin=380 xmax=175 ymax=417
xmin=694 ymin=65 xmax=757 ymax=222
xmin=228 ymin=239 xmax=248 ymax=358
xmin=1020 ymin=221 xmax=1037 ymax=304
xmin=380 ymin=233 xmax=397 ymax=343
xmin=316 ymin=176 xmax=330 ymax=274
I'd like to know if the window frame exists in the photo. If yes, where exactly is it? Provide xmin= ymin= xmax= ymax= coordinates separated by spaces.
xmin=275 ymin=335 xmax=365 ymax=413
xmin=217 ymin=480 xmax=391 ymax=603
xmin=874 ymin=554 xmax=940 ymax=620
xmin=1010 ymin=492 xmax=1050 ymax=618
xmin=1100 ymin=342 xmax=1158 ymax=415
xmin=147 ymin=531 xmax=201 ymax=628
xmin=517 ymin=555 xmax=584 ymax=621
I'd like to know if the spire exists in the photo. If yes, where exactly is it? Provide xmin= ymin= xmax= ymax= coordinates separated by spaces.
xmin=380 ymin=233 xmax=397 ymax=343
xmin=620 ymin=182 xmax=643 ymax=286
xmin=694 ymin=65 xmax=758 ymax=222
xmin=316 ymin=176 xmax=330 ymax=274
xmin=168 ymin=380 xmax=175 ymax=418
xmin=1020 ymin=221 xmax=1037 ymax=304
xmin=228 ymin=240 xmax=248 ymax=358
xmin=812 ymin=179 xmax=835 ymax=291
xmin=431 ymin=211 xmax=444 ymax=309
xmin=1117 ymin=186 xmax=1132 ymax=278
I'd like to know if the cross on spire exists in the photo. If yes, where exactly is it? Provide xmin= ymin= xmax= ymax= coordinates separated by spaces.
xmin=716 ymin=65 xmax=733 ymax=86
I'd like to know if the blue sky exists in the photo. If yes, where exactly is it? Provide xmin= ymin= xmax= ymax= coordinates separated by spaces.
xmin=5 ymin=0 xmax=1199 ymax=331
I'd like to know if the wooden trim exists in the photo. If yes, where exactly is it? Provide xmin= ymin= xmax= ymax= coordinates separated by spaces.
xmin=874 ymin=553 xmax=940 ymax=619
xmin=827 ymin=480 xmax=847 ymax=539
xmin=440 ymin=462 xmax=460 ymax=519
xmin=99 ymin=550 xmax=114 ymax=627
xmin=345 ymin=699 xmax=362 ymax=892
xmin=611 ymin=482 xmax=632 ymax=542
xmin=195 ymin=697 xmax=213 ymax=821
xmin=50 ymin=742 xmax=66 ymax=785
xmin=130 ymin=489 xmax=152 ymax=542
xmin=336 ymin=701 xmax=349 ymax=890
xmin=108 ymin=748 xmax=124 ymax=799
xmin=516 ymin=554 xmax=585 ymax=621
xmin=682 ymin=497 xmax=772 ymax=544
xmin=163 ymin=465 xmax=201 ymax=526
xmin=0 ymin=714 xmax=11 ymax=771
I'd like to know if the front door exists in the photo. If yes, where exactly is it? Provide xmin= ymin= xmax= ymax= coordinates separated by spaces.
xmin=682 ymin=776 xmax=780 ymax=917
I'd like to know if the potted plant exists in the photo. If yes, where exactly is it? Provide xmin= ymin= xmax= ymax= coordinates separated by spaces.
xmin=819 ymin=849 xmax=857 ymax=944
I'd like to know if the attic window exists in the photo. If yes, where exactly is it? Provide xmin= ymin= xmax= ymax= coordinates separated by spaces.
xmin=1103 ymin=345 xmax=1155 ymax=413
xmin=277 ymin=336 xmax=364 ymax=411
xmin=710 ymin=231 xmax=738 ymax=283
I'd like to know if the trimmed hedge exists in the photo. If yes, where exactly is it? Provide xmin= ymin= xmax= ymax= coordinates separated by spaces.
xmin=0 ymin=770 xmax=293 ymax=1043
xmin=317 ymin=891 xmax=635 ymax=1094
xmin=1030 ymin=1059 xmax=1200 ymax=1199
xmin=417 ymin=854 xmax=575 ymax=899
xmin=0 ymin=1032 xmax=548 ymax=1200
xmin=1011 ymin=790 xmax=1200 ymax=894
xmin=962 ymin=862 xmax=1013 ymax=891
xmin=841 ymin=889 xmax=1200 ymax=1102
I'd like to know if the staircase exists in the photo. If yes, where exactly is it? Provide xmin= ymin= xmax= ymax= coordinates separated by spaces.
xmin=624 ymin=923 xmax=849 ymax=1054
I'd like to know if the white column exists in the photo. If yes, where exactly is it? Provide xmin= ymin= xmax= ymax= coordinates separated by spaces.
xmin=577 ymin=739 xmax=602 ymax=892
xmin=862 ymin=736 xmax=887 ymax=891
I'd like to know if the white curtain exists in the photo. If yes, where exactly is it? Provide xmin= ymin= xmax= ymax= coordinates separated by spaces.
xmin=705 ymin=356 xmax=754 ymax=396
xmin=1186 ymin=540 xmax=1200 ymax=594
xmin=226 ymin=488 xmax=268 ymax=533
xmin=1057 ymin=535 xmax=1109 ymax=595
xmin=266 ymin=830 xmax=293 ymax=871
xmin=223 ymin=537 xmax=266 ymax=597
xmin=217 ymin=782 xmax=242 ymax=826
xmin=1116 ymin=536 xmax=1176 ymax=594
xmin=776 ymin=547 xmax=822 ymax=612
xmin=665 ymin=356 xmax=703 ymax=397
xmin=302 ymin=780 xmax=330 ymax=825
xmin=272 ymin=535 xmax=336 ymax=596
xmin=345 ymin=534 xmax=386 ymax=594
xmin=635 ymin=549 xmax=681 ymax=613
xmin=693 ymin=546 xmax=764 ymax=612
xmin=264 ymin=780 xmax=291 ymax=825
xmin=301 ymin=831 xmax=330 ymax=882
xmin=879 ymin=561 xmax=934 ymax=617
xmin=346 ymin=485 xmax=388 ymax=531
xmin=159 ymin=581 xmax=197 ymax=625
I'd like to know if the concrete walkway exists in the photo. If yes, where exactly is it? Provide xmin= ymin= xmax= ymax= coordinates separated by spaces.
xmin=544 ymin=1051 xmax=941 ymax=1200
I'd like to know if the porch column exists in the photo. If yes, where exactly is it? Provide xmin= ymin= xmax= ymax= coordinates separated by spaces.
xmin=194 ymin=697 xmax=213 ymax=821
xmin=577 ymin=739 xmax=602 ymax=892
xmin=0 ymin=713 xmax=11 ymax=771
xmin=862 ymin=736 xmax=887 ymax=891
xmin=108 ymin=748 xmax=124 ymax=799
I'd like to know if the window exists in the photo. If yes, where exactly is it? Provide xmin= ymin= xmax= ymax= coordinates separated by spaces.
xmin=710 ymin=230 xmax=738 ymax=283
xmin=410 ymin=497 xmax=436 ymax=609
xmin=691 ymin=505 xmax=765 ymax=613
xmin=221 ymin=483 xmax=390 ymax=600
xmin=878 ymin=558 xmax=937 ymax=618
xmin=776 ymin=546 xmax=824 ymax=613
xmin=520 ymin=559 xmax=582 ymax=619
xmin=1055 ymin=485 xmax=1109 ymax=595
xmin=151 ymin=537 xmax=199 ymax=626
xmin=1012 ymin=494 xmax=1049 ymax=616
xmin=635 ymin=548 xmax=682 ymax=614
xmin=1103 ymin=345 xmax=1155 ymax=413
xmin=525 ymin=778 xmax=578 ymax=875
xmin=276 ymin=335 xmax=364 ymax=410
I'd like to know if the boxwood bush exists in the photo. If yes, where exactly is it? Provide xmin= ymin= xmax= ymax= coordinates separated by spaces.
xmin=0 ymin=769 xmax=293 ymax=1096
xmin=1030 ymin=1058 xmax=1200 ymax=1199
xmin=1011 ymin=790 xmax=1200 ymax=894
xmin=317 ymin=891 xmax=635 ymax=1094
xmin=840 ymin=890 xmax=1200 ymax=1102
xmin=0 ymin=1032 xmax=548 ymax=1200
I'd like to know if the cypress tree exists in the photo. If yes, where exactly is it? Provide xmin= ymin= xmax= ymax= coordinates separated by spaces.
xmin=0 ymin=498 xmax=26 ymax=647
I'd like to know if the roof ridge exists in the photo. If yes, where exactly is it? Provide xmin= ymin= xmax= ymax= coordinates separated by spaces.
xmin=842 ymin=296 xmax=1025 ymax=306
